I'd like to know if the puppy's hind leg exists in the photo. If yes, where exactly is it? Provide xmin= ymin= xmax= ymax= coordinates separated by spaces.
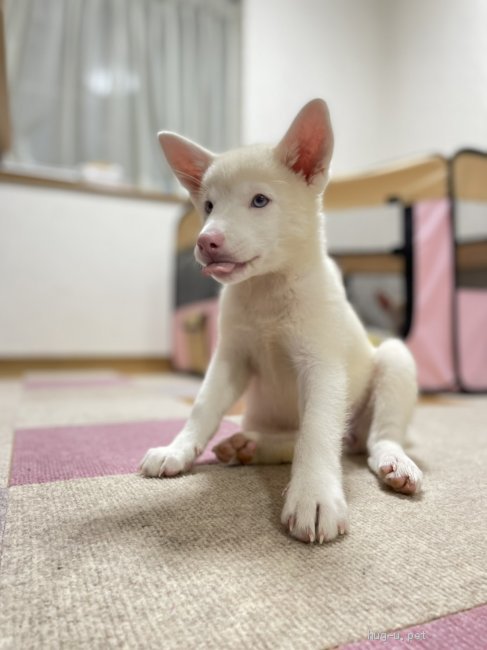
xmin=367 ymin=339 xmax=423 ymax=495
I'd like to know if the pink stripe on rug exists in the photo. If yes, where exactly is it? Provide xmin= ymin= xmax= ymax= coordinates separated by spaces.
xmin=341 ymin=604 xmax=487 ymax=649
xmin=10 ymin=419 xmax=240 ymax=486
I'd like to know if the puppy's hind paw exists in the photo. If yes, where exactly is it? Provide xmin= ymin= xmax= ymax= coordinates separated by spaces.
xmin=212 ymin=432 xmax=257 ymax=465
xmin=369 ymin=451 xmax=423 ymax=495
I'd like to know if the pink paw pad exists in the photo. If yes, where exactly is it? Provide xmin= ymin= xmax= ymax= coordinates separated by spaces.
xmin=212 ymin=433 xmax=257 ymax=465
xmin=378 ymin=458 xmax=421 ymax=495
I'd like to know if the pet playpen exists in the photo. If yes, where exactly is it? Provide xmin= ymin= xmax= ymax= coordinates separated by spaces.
xmin=171 ymin=150 xmax=487 ymax=392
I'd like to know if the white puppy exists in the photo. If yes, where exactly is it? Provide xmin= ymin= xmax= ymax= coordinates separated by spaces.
xmin=140 ymin=99 xmax=423 ymax=544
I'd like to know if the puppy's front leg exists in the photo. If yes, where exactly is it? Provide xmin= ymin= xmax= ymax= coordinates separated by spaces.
xmin=140 ymin=348 xmax=249 ymax=477
xmin=282 ymin=357 xmax=349 ymax=543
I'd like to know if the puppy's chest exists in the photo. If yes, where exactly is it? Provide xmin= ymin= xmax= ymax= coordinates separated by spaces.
xmin=235 ymin=303 xmax=297 ymax=352
xmin=235 ymin=286 xmax=300 ymax=330
xmin=225 ymin=284 xmax=303 ymax=371
xmin=236 ymin=315 xmax=296 ymax=379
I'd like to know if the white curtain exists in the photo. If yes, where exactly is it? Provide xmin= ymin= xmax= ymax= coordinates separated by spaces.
xmin=4 ymin=0 xmax=241 ymax=192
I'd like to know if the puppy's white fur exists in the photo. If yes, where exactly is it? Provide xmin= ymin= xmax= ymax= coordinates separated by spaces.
xmin=140 ymin=99 xmax=423 ymax=544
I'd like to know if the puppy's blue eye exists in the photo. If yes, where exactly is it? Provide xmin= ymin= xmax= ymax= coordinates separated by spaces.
xmin=251 ymin=194 xmax=270 ymax=208
xmin=204 ymin=200 xmax=213 ymax=215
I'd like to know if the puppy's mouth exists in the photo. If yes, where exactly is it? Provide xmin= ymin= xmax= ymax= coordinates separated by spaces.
xmin=201 ymin=257 xmax=258 ymax=279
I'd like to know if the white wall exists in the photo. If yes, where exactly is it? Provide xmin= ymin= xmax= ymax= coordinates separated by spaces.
xmin=380 ymin=0 xmax=487 ymax=162
xmin=242 ymin=0 xmax=385 ymax=173
xmin=242 ymin=0 xmax=487 ymax=174
xmin=0 ymin=183 xmax=183 ymax=356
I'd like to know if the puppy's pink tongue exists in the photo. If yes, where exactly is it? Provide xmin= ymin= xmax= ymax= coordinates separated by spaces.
xmin=202 ymin=262 xmax=236 ymax=276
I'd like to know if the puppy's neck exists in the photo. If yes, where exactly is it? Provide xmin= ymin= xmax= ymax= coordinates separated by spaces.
xmin=229 ymin=232 xmax=326 ymax=309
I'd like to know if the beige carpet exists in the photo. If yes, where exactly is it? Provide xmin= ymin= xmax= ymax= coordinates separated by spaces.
xmin=0 ymin=375 xmax=486 ymax=649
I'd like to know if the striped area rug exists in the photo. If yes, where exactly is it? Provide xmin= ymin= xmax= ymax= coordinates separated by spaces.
xmin=0 ymin=372 xmax=486 ymax=649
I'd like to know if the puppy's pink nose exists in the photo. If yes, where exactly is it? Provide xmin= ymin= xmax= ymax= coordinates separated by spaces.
xmin=197 ymin=230 xmax=225 ymax=254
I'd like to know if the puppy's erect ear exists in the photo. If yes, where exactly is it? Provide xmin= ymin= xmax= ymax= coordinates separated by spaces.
xmin=275 ymin=99 xmax=334 ymax=185
xmin=158 ymin=132 xmax=214 ymax=194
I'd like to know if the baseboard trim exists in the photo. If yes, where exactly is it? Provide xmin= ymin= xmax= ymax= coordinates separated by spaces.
xmin=0 ymin=357 xmax=173 ymax=377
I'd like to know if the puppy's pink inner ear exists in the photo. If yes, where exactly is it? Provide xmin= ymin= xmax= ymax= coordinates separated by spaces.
xmin=285 ymin=124 xmax=329 ymax=182
xmin=277 ymin=99 xmax=333 ymax=184
xmin=159 ymin=133 xmax=213 ymax=193
xmin=174 ymin=155 xmax=208 ymax=193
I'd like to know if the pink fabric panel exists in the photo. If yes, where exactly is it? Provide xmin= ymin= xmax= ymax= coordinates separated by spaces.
xmin=457 ymin=289 xmax=487 ymax=391
xmin=172 ymin=298 xmax=219 ymax=371
xmin=406 ymin=199 xmax=456 ymax=390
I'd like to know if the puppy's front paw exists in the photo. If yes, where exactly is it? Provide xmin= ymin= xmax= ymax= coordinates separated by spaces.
xmin=139 ymin=443 xmax=198 ymax=477
xmin=281 ymin=478 xmax=349 ymax=544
